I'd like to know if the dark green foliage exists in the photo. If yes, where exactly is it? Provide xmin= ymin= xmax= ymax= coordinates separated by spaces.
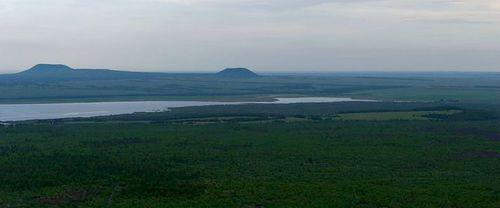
xmin=425 ymin=109 xmax=500 ymax=121
xmin=73 ymin=102 xmax=447 ymax=123
xmin=120 ymin=170 xmax=206 ymax=199
xmin=0 ymin=119 xmax=499 ymax=207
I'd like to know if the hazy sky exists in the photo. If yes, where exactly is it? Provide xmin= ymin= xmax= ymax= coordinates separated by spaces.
xmin=1 ymin=0 xmax=500 ymax=72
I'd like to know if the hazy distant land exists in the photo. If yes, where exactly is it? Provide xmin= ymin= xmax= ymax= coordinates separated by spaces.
xmin=1 ymin=64 xmax=499 ymax=104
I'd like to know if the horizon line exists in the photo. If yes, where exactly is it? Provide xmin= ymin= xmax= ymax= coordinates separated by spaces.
xmin=1 ymin=64 xmax=500 ymax=75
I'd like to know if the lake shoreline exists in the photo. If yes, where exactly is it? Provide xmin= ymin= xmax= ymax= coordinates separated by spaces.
xmin=0 ymin=97 xmax=377 ymax=122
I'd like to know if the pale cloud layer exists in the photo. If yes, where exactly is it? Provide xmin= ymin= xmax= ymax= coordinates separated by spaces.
xmin=1 ymin=0 xmax=499 ymax=72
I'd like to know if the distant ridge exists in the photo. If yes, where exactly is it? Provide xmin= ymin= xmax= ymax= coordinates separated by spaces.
xmin=0 ymin=64 xmax=262 ymax=84
xmin=7 ymin=63 xmax=160 ymax=83
xmin=22 ymin=64 xmax=74 ymax=74
xmin=217 ymin=68 xmax=259 ymax=78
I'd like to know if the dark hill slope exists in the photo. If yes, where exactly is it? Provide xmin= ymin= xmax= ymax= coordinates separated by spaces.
xmin=0 ymin=65 xmax=261 ymax=84
xmin=0 ymin=64 xmax=209 ymax=84
xmin=21 ymin=64 xmax=74 ymax=74
xmin=217 ymin=68 xmax=259 ymax=78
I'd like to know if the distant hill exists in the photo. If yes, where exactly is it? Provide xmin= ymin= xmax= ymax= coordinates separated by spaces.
xmin=0 ymin=64 xmax=192 ymax=84
xmin=0 ymin=64 xmax=260 ymax=85
xmin=21 ymin=64 xmax=74 ymax=74
xmin=217 ymin=68 xmax=259 ymax=78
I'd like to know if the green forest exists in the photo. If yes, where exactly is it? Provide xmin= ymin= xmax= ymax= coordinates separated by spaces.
xmin=1 ymin=69 xmax=499 ymax=207
xmin=1 ymin=101 xmax=499 ymax=207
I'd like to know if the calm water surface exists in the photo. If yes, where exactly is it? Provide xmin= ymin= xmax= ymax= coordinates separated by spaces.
xmin=0 ymin=97 xmax=375 ymax=121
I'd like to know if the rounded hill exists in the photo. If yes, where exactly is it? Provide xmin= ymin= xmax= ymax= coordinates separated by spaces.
xmin=216 ymin=68 xmax=259 ymax=78
xmin=22 ymin=64 xmax=74 ymax=74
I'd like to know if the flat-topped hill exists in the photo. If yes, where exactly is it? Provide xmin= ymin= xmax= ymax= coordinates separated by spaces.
xmin=22 ymin=64 xmax=74 ymax=74
xmin=8 ymin=64 xmax=155 ymax=83
xmin=0 ymin=64 xmax=262 ymax=85
xmin=216 ymin=68 xmax=259 ymax=78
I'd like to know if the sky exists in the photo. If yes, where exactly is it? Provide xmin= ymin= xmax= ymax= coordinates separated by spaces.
xmin=1 ymin=0 xmax=500 ymax=73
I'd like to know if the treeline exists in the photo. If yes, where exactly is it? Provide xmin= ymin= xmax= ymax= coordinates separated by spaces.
xmin=55 ymin=102 xmax=453 ymax=123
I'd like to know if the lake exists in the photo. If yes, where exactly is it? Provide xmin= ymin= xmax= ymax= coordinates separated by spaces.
xmin=0 ymin=97 xmax=375 ymax=121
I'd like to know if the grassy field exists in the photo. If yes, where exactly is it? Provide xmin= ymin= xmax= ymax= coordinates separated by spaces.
xmin=0 ymin=75 xmax=402 ymax=104
xmin=1 ymin=117 xmax=499 ymax=207
xmin=1 ymin=73 xmax=499 ymax=104
xmin=349 ymin=87 xmax=500 ymax=104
